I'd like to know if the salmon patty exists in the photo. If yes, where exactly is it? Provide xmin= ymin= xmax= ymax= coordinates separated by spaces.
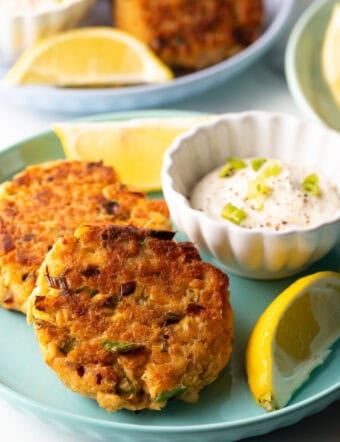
xmin=0 ymin=160 xmax=170 ymax=313
xmin=28 ymin=224 xmax=233 ymax=412
xmin=114 ymin=0 xmax=264 ymax=69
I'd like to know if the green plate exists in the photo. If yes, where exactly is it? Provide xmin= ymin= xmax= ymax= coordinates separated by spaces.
xmin=0 ymin=110 xmax=339 ymax=442
xmin=285 ymin=0 xmax=340 ymax=131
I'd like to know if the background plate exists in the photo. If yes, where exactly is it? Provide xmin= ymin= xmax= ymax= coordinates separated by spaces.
xmin=0 ymin=110 xmax=339 ymax=442
xmin=0 ymin=0 xmax=293 ymax=114
xmin=285 ymin=0 xmax=340 ymax=131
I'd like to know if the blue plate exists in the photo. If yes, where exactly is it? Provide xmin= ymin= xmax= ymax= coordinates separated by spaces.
xmin=0 ymin=110 xmax=339 ymax=442
xmin=285 ymin=0 xmax=340 ymax=131
xmin=1 ymin=0 xmax=294 ymax=114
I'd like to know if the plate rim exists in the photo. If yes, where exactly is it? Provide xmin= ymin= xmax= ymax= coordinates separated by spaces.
xmin=0 ymin=108 xmax=339 ymax=435
xmin=1 ymin=0 xmax=294 ymax=98
xmin=0 ymin=108 xmax=206 ymax=158
xmin=0 ymin=373 xmax=339 ymax=432
xmin=285 ymin=0 xmax=336 ymax=126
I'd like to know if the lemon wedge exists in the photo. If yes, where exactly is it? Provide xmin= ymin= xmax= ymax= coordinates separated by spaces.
xmin=246 ymin=271 xmax=340 ymax=411
xmin=5 ymin=27 xmax=173 ymax=86
xmin=322 ymin=4 xmax=340 ymax=106
xmin=53 ymin=116 xmax=212 ymax=191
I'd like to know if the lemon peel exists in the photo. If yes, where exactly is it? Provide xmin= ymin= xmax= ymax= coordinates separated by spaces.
xmin=5 ymin=27 xmax=173 ymax=86
xmin=53 ymin=116 xmax=212 ymax=192
xmin=246 ymin=271 xmax=340 ymax=411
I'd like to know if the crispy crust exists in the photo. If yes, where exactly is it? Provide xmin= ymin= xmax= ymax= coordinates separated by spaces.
xmin=114 ymin=0 xmax=264 ymax=69
xmin=29 ymin=224 xmax=233 ymax=412
xmin=0 ymin=160 xmax=170 ymax=313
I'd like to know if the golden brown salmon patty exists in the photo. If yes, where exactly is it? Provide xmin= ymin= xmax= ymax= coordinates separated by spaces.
xmin=0 ymin=160 xmax=170 ymax=313
xmin=114 ymin=0 xmax=264 ymax=69
xmin=28 ymin=224 xmax=233 ymax=412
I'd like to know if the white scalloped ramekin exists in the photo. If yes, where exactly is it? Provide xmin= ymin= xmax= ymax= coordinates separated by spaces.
xmin=0 ymin=0 xmax=95 ymax=64
xmin=162 ymin=111 xmax=340 ymax=279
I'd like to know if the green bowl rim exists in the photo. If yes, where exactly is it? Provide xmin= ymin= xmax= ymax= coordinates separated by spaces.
xmin=285 ymin=0 xmax=335 ymax=126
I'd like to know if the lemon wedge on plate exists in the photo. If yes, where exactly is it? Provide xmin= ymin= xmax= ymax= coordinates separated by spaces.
xmin=5 ymin=27 xmax=173 ymax=86
xmin=53 ymin=116 xmax=212 ymax=191
xmin=322 ymin=4 xmax=340 ymax=106
xmin=246 ymin=271 xmax=340 ymax=412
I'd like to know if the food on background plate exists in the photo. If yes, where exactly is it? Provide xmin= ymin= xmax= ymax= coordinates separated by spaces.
xmin=246 ymin=271 xmax=340 ymax=411
xmin=54 ymin=116 xmax=213 ymax=192
xmin=322 ymin=3 xmax=340 ymax=107
xmin=190 ymin=157 xmax=340 ymax=231
xmin=114 ymin=0 xmax=264 ymax=70
xmin=3 ymin=0 xmax=265 ymax=86
xmin=28 ymin=224 xmax=233 ymax=412
xmin=0 ymin=160 xmax=170 ymax=314
xmin=5 ymin=27 xmax=173 ymax=86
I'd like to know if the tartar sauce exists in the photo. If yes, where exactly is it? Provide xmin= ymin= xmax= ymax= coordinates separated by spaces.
xmin=190 ymin=157 xmax=340 ymax=231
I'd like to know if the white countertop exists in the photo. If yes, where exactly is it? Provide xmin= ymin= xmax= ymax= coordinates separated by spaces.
xmin=0 ymin=54 xmax=339 ymax=442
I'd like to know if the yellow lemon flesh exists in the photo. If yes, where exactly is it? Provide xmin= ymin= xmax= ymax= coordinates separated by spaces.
xmin=54 ymin=116 xmax=212 ymax=192
xmin=5 ymin=27 xmax=173 ymax=86
xmin=246 ymin=271 xmax=340 ymax=411
xmin=322 ymin=4 xmax=340 ymax=106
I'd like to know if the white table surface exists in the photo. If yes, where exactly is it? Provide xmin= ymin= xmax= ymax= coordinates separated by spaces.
xmin=0 ymin=53 xmax=339 ymax=442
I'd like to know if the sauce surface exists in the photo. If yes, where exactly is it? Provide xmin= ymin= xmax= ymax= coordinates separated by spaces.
xmin=190 ymin=158 xmax=340 ymax=231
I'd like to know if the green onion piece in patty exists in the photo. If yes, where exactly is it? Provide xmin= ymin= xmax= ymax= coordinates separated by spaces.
xmin=102 ymin=340 xmax=144 ymax=354
xmin=117 ymin=377 xmax=135 ymax=395
xmin=155 ymin=385 xmax=187 ymax=403
xmin=75 ymin=286 xmax=99 ymax=297
xmin=221 ymin=203 xmax=247 ymax=225
xmin=219 ymin=157 xmax=246 ymax=178
xmin=251 ymin=157 xmax=267 ymax=171
xmin=59 ymin=337 xmax=76 ymax=355
xmin=302 ymin=173 xmax=321 ymax=196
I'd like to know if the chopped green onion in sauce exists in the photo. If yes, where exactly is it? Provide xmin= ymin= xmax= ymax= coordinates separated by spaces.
xmin=219 ymin=157 xmax=246 ymax=178
xmin=190 ymin=157 xmax=340 ymax=231
xmin=248 ymin=177 xmax=272 ymax=210
xmin=248 ymin=177 xmax=272 ymax=198
xmin=302 ymin=173 xmax=321 ymax=196
xmin=221 ymin=203 xmax=247 ymax=225
xmin=262 ymin=161 xmax=282 ymax=178
xmin=251 ymin=157 xmax=267 ymax=171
